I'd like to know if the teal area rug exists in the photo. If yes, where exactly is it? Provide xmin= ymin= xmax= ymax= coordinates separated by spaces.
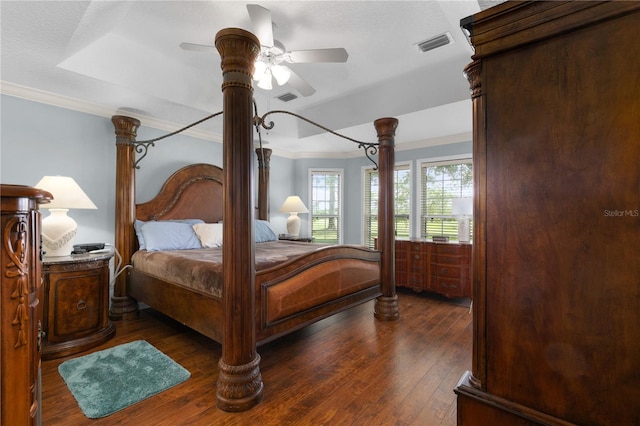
xmin=58 ymin=340 xmax=190 ymax=419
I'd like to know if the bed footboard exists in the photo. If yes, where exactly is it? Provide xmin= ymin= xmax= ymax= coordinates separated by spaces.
xmin=256 ymin=246 xmax=381 ymax=344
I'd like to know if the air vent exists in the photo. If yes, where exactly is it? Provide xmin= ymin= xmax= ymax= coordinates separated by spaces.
xmin=276 ymin=92 xmax=298 ymax=102
xmin=415 ymin=32 xmax=453 ymax=53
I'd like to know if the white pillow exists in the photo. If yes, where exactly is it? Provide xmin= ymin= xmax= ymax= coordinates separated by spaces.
xmin=192 ymin=223 xmax=224 ymax=248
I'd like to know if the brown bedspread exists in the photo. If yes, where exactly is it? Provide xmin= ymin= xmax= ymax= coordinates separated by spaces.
xmin=131 ymin=241 xmax=326 ymax=299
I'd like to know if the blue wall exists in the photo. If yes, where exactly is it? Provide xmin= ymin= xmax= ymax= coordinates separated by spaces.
xmin=1 ymin=94 xmax=471 ymax=246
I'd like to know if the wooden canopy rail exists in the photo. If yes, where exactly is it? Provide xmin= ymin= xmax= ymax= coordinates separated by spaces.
xmin=109 ymin=27 xmax=398 ymax=412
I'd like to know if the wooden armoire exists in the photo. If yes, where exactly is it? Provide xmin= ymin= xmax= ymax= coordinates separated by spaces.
xmin=455 ymin=2 xmax=640 ymax=425
xmin=1 ymin=184 xmax=51 ymax=425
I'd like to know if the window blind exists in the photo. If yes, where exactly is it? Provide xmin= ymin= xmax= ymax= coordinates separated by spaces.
xmin=363 ymin=163 xmax=411 ymax=249
xmin=419 ymin=159 xmax=473 ymax=241
xmin=310 ymin=170 xmax=343 ymax=244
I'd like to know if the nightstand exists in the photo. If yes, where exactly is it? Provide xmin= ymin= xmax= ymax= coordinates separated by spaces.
xmin=278 ymin=235 xmax=314 ymax=242
xmin=41 ymin=251 xmax=116 ymax=359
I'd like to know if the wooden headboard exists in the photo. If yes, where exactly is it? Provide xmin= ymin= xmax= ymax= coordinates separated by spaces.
xmin=136 ymin=163 xmax=224 ymax=223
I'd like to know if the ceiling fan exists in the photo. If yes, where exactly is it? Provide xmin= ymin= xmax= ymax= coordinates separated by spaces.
xmin=180 ymin=4 xmax=348 ymax=97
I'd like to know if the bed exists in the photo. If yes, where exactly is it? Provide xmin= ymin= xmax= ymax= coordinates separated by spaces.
xmin=110 ymin=28 xmax=398 ymax=412
xmin=121 ymin=161 xmax=383 ymax=346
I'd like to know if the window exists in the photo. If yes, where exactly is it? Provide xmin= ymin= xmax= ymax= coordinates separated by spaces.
xmin=420 ymin=159 xmax=473 ymax=241
xmin=363 ymin=163 xmax=411 ymax=249
xmin=309 ymin=169 xmax=343 ymax=244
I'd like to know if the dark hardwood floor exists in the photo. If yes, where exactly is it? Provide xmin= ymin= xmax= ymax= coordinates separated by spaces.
xmin=41 ymin=289 xmax=472 ymax=425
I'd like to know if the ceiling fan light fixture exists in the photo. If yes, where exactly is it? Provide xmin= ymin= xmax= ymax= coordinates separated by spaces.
xmin=271 ymin=64 xmax=291 ymax=86
xmin=257 ymin=67 xmax=273 ymax=90
xmin=253 ymin=60 xmax=267 ymax=80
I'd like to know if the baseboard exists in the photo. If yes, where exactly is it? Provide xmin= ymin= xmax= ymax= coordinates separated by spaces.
xmin=454 ymin=371 xmax=577 ymax=426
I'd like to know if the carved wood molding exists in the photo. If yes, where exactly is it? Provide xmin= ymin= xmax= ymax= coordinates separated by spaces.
xmin=464 ymin=60 xmax=482 ymax=98
xmin=3 ymin=217 xmax=29 ymax=348
xmin=215 ymin=28 xmax=260 ymax=91
xmin=216 ymin=355 xmax=264 ymax=411
xmin=112 ymin=115 xmax=141 ymax=144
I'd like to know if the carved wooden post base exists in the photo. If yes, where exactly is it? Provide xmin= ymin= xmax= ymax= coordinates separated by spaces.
xmin=109 ymin=296 xmax=139 ymax=321
xmin=216 ymin=354 xmax=264 ymax=412
xmin=374 ymin=295 xmax=399 ymax=321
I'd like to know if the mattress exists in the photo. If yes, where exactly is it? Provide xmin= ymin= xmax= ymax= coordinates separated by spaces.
xmin=131 ymin=240 xmax=323 ymax=298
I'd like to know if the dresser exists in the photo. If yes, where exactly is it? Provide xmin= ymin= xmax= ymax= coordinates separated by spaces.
xmin=1 ymin=184 xmax=51 ymax=425
xmin=395 ymin=239 xmax=471 ymax=298
xmin=41 ymin=252 xmax=115 ymax=359
xmin=455 ymin=2 xmax=640 ymax=425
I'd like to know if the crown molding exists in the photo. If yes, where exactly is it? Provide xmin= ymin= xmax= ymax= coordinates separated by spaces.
xmin=1 ymin=81 xmax=470 ymax=160
xmin=281 ymin=131 xmax=472 ymax=160
xmin=0 ymin=81 xmax=222 ymax=143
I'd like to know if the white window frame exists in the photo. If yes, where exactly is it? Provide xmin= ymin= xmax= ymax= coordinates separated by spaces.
xmin=417 ymin=155 xmax=473 ymax=241
xmin=308 ymin=168 xmax=344 ymax=244
xmin=362 ymin=161 xmax=412 ymax=248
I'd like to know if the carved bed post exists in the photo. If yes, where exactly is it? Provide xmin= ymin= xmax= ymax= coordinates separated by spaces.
xmin=463 ymin=59 xmax=485 ymax=390
xmin=110 ymin=115 xmax=140 ymax=320
xmin=373 ymin=117 xmax=400 ymax=321
xmin=256 ymin=147 xmax=272 ymax=221
xmin=215 ymin=28 xmax=263 ymax=412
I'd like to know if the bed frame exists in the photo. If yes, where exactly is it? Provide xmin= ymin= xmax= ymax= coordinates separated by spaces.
xmin=110 ymin=28 xmax=399 ymax=412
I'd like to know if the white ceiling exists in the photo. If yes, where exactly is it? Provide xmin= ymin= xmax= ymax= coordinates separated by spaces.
xmin=0 ymin=1 xmax=500 ymax=158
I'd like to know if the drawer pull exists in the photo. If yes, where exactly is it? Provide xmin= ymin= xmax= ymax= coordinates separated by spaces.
xmin=414 ymin=255 xmax=420 ymax=260
xmin=441 ymin=282 xmax=458 ymax=288
xmin=76 ymin=299 xmax=87 ymax=310
xmin=440 ymin=268 xmax=448 ymax=275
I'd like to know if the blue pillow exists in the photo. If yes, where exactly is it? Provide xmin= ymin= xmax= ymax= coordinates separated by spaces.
xmin=140 ymin=221 xmax=203 ymax=251
xmin=135 ymin=219 xmax=204 ymax=250
xmin=255 ymin=220 xmax=277 ymax=242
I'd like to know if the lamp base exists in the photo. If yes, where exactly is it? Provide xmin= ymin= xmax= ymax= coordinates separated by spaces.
xmin=286 ymin=213 xmax=301 ymax=237
xmin=42 ymin=209 xmax=78 ymax=257
xmin=458 ymin=216 xmax=470 ymax=243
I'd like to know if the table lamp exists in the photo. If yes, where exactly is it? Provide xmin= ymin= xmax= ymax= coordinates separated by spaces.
xmin=34 ymin=176 xmax=97 ymax=256
xmin=279 ymin=196 xmax=309 ymax=237
xmin=451 ymin=196 xmax=473 ymax=243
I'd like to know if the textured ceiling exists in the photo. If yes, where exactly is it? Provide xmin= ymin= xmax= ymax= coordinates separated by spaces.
xmin=0 ymin=1 xmax=503 ymax=157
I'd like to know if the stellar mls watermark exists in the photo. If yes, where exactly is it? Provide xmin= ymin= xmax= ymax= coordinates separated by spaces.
xmin=603 ymin=209 xmax=639 ymax=217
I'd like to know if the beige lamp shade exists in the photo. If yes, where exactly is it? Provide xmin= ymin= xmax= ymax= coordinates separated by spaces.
xmin=279 ymin=196 xmax=309 ymax=237
xmin=34 ymin=176 xmax=97 ymax=256
xmin=34 ymin=176 xmax=97 ymax=210
xmin=279 ymin=196 xmax=309 ymax=214
xmin=451 ymin=197 xmax=473 ymax=217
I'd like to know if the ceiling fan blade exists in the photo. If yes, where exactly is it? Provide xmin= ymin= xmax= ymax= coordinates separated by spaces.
xmin=286 ymin=48 xmax=348 ymax=63
xmin=179 ymin=42 xmax=215 ymax=52
xmin=247 ymin=4 xmax=274 ymax=48
xmin=287 ymin=68 xmax=316 ymax=97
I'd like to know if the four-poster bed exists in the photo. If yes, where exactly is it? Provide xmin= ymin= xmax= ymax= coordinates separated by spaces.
xmin=109 ymin=28 xmax=398 ymax=412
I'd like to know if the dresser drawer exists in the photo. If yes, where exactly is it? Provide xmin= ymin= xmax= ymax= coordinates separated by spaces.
xmin=433 ymin=277 xmax=465 ymax=298
xmin=435 ymin=244 xmax=464 ymax=255
xmin=432 ymin=254 xmax=462 ymax=265
xmin=410 ymin=243 xmax=427 ymax=256
xmin=432 ymin=265 xmax=462 ymax=279
xmin=49 ymin=273 xmax=102 ymax=339
xmin=409 ymin=275 xmax=426 ymax=287
xmin=411 ymin=258 xmax=427 ymax=272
